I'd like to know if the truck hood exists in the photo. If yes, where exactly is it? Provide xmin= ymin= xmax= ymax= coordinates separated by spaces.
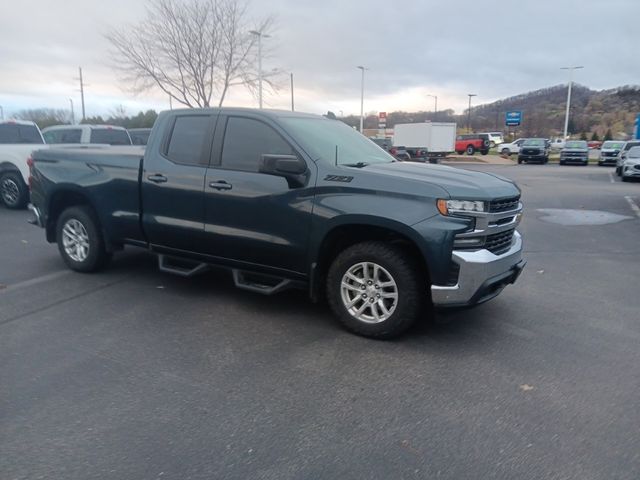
xmin=360 ymin=162 xmax=520 ymax=199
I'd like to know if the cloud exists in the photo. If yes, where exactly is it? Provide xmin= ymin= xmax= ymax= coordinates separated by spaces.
xmin=1 ymin=0 xmax=638 ymax=118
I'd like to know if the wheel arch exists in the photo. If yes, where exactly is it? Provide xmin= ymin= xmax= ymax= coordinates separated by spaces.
xmin=309 ymin=218 xmax=432 ymax=302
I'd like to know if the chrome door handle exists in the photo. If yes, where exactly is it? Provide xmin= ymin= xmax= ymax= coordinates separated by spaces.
xmin=208 ymin=180 xmax=232 ymax=191
xmin=147 ymin=174 xmax=168 ymax=184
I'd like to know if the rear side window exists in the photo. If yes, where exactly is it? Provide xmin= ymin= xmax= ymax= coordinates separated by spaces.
xmin=220 ymin=117 xmax=294 ymax=172
xmin=90 ymin=129 xmax=131 ymax=145
xmin=0 ymin=124 xmax=43 ymax=144
xmin=43 ymin=129 xmax=81 ymax=144
xmin=165 ymin=115 xmax=211 ymax=166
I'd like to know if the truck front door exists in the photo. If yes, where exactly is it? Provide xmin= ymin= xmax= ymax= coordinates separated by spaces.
xmin=202 ymin=114 xmax=314 ymax=274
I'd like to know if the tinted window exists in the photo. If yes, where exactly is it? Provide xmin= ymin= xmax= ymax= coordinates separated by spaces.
xmin=565 ymin=141 xmax=588 ymax=149
xmin=129 ymin=130 xmax=151 ymax=145
xmin=90 ymin=128 xmax=131 ymax=145
xmin=221 ymin=117 xmax=294 ymax=172
xmin=165 ymin=115 xmax=211 ymax=166
xmin=0 ymin=124 xmax=43 ymax=144
xmin=523 ymin=139 xmax=545 ymax=146
xmin=624 ymin=142 xmax=640 ymax=151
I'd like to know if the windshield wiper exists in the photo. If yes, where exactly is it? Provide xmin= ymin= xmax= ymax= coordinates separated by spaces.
xmin=342 ymin=162 xmax=370 ymax=168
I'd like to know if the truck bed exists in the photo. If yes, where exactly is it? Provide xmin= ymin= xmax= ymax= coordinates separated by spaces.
xmin=31 ymin=146 xmax=146 ymax=245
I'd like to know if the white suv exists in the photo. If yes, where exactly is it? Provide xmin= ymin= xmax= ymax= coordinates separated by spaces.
xmin=485 ymin=132 xmax=504 ymax=148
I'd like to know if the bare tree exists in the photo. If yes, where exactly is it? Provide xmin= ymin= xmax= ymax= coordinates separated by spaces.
xmin=105 ymin=0 xmax=278 ymax=108
xmin=14 ymin=108 xmax=71 ymax=129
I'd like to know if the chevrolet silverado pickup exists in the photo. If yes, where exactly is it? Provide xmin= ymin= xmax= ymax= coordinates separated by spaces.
xmin=28 ymin=108 xmax=525 ymax=338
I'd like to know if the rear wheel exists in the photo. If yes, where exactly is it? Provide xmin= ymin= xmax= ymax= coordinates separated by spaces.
xmin=326 ymin=241 xmax=426 ymax=339
xmin=501 ymin=148 xmax=510 ymax=156
xmin=0 ymin=171 xmax=29 ymax=209
xmin=465 ymin=145 xmax=475 ymax=155
xmin=56 ymin=206 xmax=111 ymax=272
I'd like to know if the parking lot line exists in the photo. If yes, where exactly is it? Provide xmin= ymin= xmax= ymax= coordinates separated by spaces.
xmin=624 ymin=196 xmax=640 ymax=218
xmin=1 ymin=270 xmax=71 ymax=293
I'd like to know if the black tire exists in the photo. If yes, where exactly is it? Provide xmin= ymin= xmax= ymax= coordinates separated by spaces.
xmin=616 ymin=167 xmax=621 ymax=176
xmin=622 ymin=175 xmax=629 ymax=182
xmin=543 ymin=157 xmax=549 ymax=164
xmin=583 ymin=161 xmax=588 ymax=166
xmin=326 ymin=241 xmax=426 ymax=339
xmin=465 ymin=145 xmax=475 ymax=155
xmin=501 ymin=148 xmax=510 ymax=156
xmin=0 ymin=171 xmax=29 ymax=209
xmin=56 ymin=206 xmax=111 ymax=272
xmin=559 ymin=161 xmax=565 ymax=166
xmin=517 ymin=158 xmax=523 ymax=164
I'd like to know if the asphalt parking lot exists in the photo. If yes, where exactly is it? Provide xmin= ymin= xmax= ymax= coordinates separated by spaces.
xmin=1 ymin=164 xmax=639 ymax=479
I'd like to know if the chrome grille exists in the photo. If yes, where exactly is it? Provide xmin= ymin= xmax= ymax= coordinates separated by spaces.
xmin=489 ymin=196 xmax=520 ymax=213
xmin=485 ymin=229 xmax=515 ymax=255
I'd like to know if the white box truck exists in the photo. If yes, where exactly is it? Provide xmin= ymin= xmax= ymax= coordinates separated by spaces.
xmin=393 ymin=122 xmax=457 ymax=163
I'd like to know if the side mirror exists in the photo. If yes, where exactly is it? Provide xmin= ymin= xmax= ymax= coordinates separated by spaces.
xmin=259 ymin=154 xmax=308 ymax=188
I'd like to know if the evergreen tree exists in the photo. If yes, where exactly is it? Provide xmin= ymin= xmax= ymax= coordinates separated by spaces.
xmin=591 ymin=131 xmax=600 ymax=141
xmin=604 ymin=129 xmax=613 ymax=141
xmin=580 ymin=132 xmax=588 ymax=140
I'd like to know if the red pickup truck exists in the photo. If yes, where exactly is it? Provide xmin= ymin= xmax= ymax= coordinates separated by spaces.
xmin=455 ymin=134 xmax=490 ymax=155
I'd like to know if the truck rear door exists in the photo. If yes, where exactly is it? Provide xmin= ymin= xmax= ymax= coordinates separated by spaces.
xmin=141 ymin=113 xmax=216 ymax=252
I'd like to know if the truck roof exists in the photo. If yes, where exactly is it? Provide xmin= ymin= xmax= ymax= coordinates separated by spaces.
xmin=165 ymin=107 xmax=322 ymax=120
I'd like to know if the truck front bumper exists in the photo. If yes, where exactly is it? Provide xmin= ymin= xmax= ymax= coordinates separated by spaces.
xmin=431 ymin=231 xmax=525 ymax=307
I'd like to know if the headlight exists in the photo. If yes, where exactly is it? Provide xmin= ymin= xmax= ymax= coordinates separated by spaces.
xmin=437 ymin=199 xmax=485 ymax=215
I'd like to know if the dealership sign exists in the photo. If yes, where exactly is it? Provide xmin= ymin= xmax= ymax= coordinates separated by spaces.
xmin=505 ymin=111 xmax=523 ymax=127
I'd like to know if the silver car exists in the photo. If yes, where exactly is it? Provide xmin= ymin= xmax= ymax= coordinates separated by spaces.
xmin=621 ymin=146 xmax=640 ymax=182
xmin=616 ymin=140 xmax=640 ymax=176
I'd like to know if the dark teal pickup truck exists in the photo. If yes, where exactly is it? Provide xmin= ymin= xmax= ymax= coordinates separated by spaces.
xmin=28 ymin=108 xmax=525 ymax=338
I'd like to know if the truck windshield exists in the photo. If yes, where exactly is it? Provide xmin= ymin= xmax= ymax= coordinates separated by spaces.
xmin=565 ymin=141 xmax=588 ymax=149
xmin=0 ymin=124 xmax=44 ymax=144
xmin=523 ymin=139 xmax=545 ymax=146
xmin=602 ymin=141 xmax=624 ymax=149
xmin=280 ymin=117 xmax=394 ymax=166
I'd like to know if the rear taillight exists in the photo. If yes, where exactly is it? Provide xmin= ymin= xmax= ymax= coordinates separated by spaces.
xmin=27 ymin=156 xmax=34 ymax=191
xmin=390 ymin=147 xmax=397 ymax=155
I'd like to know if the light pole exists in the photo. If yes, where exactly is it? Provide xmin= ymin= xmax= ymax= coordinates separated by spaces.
xmin=561 ymin=66 xmax=584 ymax=140
xmin=250 ymin=30 xmax=271 ymax=109
xmin=69 ymin=98 xmax=75 ymax=124
xmin=467 ymin=94 xmax=477 ymax=132
xmin=357 ymin=65 xmax=368 ymax=133
xmin=290 ymin=73 xmax=294 ymax=112
xmin=427 ymin=94 xmax=438 ymax=120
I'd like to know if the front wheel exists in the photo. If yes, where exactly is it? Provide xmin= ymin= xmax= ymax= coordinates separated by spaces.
xmin=326 ymin=241 xmax=426 ymax=339
xmin=56 ymin=206 xmax=111 ymax=272
xmin=501 ymin=148 xmax=511 ymax=156
xmin=0 ymin=171 xmax=29 ymax=209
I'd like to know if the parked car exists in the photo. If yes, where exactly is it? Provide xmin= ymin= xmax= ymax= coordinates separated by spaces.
xmin=0 ymin=120 xmax=45 ymax=209
xmin=598 ymin=141 xmax=625 ymax=167
xmin=587 ymin=140 xmax=602 ymax=150
xmin=455 ymin=134 xmax=490 ymax=155
xmin=128 ymin=128 xmax=152 ymax=146
xmin=486 ymin=132 xmax=504 ymax=148
xmin=370 ymin=137 xmax=411 ymax=161
xmin=517 ymin=138 xmax=549 ymax=164
xmin=42 ymin=125 xmax=132 ymax=145
xmin=616 ymin=141 xmax=640 ymax=175
xmin=549 ymin=138 xmax=566 ymax=150
xmin=620 ymin=146 xmax=640 ymax=182
xmin=498 ymin=138 xmax=525 ymax=156
xmin=28 ymin=108 xmax=525 ymax=339
xmin=559 ymin=140 xmax=589 ymax=166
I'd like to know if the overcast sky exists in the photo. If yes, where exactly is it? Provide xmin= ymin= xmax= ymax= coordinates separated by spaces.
xmin=1 ymin=0 xmax=638 ymax=119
